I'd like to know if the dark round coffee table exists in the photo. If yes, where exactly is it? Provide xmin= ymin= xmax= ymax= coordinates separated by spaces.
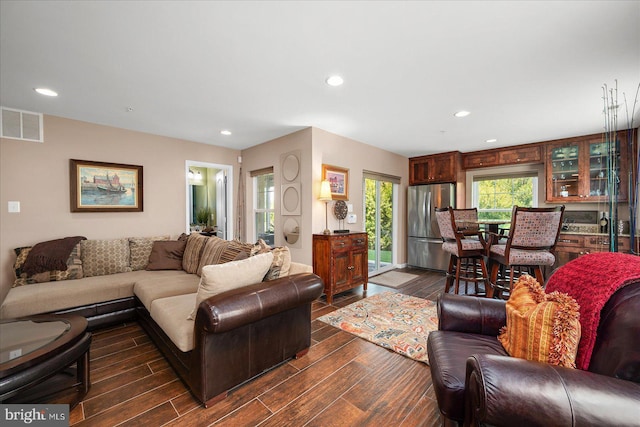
xmin=0 ymin=314 xmax=91 ymax=408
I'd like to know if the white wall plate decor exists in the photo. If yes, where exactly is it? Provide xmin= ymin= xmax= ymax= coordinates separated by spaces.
xmin=283 ymin=217 xmax=301 ymax=247
xmin=281 ymin=183 xmax=300 ymax=215
xmin=282 ymin=153 xmax=300 ymax=182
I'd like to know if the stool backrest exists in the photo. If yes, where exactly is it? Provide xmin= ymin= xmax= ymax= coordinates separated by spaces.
xmin=452 ymin=208 xmax=480 ymax=234
xmin=435 ymin=207 xmax=456 ymax=241
xmin=507 ymin=206 xmax=564 ymax=250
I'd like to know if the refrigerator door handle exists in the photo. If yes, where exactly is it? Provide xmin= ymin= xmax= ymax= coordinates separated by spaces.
xmin=425 ymin=191 xmax=431 ymax=231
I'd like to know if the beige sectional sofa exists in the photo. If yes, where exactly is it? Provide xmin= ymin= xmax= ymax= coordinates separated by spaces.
xmin=0 ymin=233 xmax=312 ymax=329
xmin=1 ymin=233 xmax=323 ymax=406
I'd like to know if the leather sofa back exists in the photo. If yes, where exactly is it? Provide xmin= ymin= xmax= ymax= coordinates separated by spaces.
xmin=588 ymin=281 xmax=640 ymax=382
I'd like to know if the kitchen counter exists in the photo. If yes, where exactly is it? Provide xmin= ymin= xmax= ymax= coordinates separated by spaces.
xmin=560 ymin=231 xmax=631 ymax=237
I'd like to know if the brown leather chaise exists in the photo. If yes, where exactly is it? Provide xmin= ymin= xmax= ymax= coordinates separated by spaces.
xmin=137 ymin=273 xmax=323 ymax=407
xmin=427 ymin=253 xmax=640 ymax=426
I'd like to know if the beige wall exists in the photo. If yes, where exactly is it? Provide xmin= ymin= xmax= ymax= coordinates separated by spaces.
xmin=242 ymin=127 xmax=410 ymax=267
xmin=311 ymin=128 xmax=409 ymax=266
xmin=241 ymin=128 xmax=313 ymax=263
xmin=0 ymin=115 xmax=240 ymax=303
xmin=1 ymin=117 xmax=410 ymax=305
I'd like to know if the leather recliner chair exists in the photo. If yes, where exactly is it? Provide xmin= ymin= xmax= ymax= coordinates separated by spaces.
xmin=427 ymin=276 xmax=640 ymax=426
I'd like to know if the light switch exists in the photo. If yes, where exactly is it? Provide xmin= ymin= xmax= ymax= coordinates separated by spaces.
xmin=8 ymin=201 xmax=20 ymax=213
xmin=347 ymin=213 xmax=357 ymax=224
xmin=347 ymin=203 xmax=353 ymax=212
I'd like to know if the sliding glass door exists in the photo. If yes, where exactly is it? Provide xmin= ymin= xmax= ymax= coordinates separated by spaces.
xmin=364 ymin=174 xmax=396 ymax=274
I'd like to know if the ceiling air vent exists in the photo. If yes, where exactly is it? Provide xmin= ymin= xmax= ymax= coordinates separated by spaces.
xmin=1 ymin=107 xmax=43 ymax=142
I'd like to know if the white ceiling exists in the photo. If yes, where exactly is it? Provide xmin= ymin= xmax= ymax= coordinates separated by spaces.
xmin=1 ymin=1 xmax=639 ymax=157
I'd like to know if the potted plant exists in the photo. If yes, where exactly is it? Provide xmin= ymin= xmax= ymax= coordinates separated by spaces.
xmin=196 ymin=207 xmax=212 ymax=227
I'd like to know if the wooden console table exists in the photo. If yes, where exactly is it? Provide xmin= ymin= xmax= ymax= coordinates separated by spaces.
xmin=312 ymin=232 xmax=368 ymax=304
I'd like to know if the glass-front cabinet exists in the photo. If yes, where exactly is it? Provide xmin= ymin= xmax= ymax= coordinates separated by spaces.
xmin=546 ymin=131 xmax=630 ymax=203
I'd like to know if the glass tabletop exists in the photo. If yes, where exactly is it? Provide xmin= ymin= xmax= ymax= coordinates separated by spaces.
xmin=0 ymin=319 xmax=70 ymax=364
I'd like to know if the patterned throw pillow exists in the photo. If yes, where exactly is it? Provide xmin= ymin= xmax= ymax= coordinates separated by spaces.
xmin=251 ymin=239 xmax=291 ymax=280
xmin=196 ymin=236 xmax=230 ymax=276
xmin=81 ymin=238 xmax=132 ymax=278
xmin=498 ymin=275 xmax=581 ymax=368
xmin=219 ymin=240 xmax=254 ymax=264
xmin=182 ymin=233 xmax=209 ymax=274
xmin=129 ymin=236 xmax=170 ymax=271
xmin=13 ymin=243 xmax=83 ymax=287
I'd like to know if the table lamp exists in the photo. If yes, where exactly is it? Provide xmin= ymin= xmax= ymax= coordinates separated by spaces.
xmin=319 ymin=180 xmax=333 ymax=234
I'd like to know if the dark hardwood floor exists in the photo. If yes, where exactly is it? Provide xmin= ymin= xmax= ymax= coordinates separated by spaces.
xmin=57 ymin=268 xmax=477 ymax=426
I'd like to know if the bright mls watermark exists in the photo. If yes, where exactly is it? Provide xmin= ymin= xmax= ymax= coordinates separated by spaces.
xmin=1 ymin=404 xmax=68 ymax=426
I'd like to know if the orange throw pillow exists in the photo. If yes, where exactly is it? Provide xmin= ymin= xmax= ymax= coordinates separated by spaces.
xmin=498 ymin=275 xmax=581 ymax=368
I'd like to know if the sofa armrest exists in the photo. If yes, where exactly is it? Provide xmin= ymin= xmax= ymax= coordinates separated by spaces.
xmin=465 ymin=354 xmax=640 ymax=427
xmin=195 ymin=273 xmax=323 ymax=333
xmin=438 ymin=294 xmax=506 ymax=336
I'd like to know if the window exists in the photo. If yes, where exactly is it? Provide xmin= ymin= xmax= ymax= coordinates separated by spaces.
xmin=472 ymin=174 xmax=538 ymax=220
xmin=253 ymin=168 xmax=274 ymax=245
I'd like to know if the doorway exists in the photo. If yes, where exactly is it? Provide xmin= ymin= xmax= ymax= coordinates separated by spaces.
xmin=185 ymin=161 xmax=233 ymax=239
xmin=364 ymin=173 xmax=398 ymax=275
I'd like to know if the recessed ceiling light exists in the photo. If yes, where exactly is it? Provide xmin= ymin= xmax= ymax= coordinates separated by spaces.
xmin=220 ymin=130 xmax=232 ymax=136
xmin=454 ymin=110 xmax=470 ymax=118
xmin=326 ymin=75 xmax=344 ymax=86
xmin=486 ymin=138 xmax=497 ymax=143
xmin=34 ymin=87 xmax=58 ymax=97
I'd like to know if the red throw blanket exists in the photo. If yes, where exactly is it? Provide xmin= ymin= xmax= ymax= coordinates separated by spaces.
xmin=21 ymin=236 xmax=86 ymax=275
xmin=545 ymin=252 xmax=640 ymax=370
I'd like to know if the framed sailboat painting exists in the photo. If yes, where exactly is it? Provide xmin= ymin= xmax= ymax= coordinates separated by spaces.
xmin=70 ymin=159 xmax=143 ymax=212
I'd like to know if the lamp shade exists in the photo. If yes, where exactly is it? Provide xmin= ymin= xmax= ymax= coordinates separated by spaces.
xmin=319 ymin=180 xmax=332 ymax=201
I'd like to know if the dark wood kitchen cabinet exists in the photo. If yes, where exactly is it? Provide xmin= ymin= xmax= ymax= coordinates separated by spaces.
xmin=409 ymin=151 xmax=462 ymax=185
xmin=461 ymin=143 xmax=542 ymax=169
xmin=547 ymin=233 xmax=631 ymax=276
xmin=546 ymin=130 xmax=634 ymax=203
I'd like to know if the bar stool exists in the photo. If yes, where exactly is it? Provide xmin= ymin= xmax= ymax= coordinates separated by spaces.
xmin=435 ymin=207 xmax=489 ymax=296
xmin=487 ymin=205 xmax=565 ymax=299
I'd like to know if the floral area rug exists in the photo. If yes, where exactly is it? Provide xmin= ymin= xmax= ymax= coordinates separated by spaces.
xmin=318 ymin=291 xmax=438 ymax=364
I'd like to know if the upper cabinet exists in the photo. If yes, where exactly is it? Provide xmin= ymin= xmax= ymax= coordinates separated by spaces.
xmin=409 ymin=151 xmax=461 ymax=185
xmin=462 ymin=144 xmax=542 ymax=169
xmin=546 ymin=130 xmax=633 ymax=202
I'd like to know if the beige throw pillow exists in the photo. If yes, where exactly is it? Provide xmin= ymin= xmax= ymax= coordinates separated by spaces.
xmin=188 ymin=251 xmax=273 ymax=320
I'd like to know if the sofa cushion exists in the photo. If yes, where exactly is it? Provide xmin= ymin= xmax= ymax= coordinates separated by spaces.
xmin=196 ymin=236 xmax=230 ymax=276
xmin=189 ymin=252 xmax=274 ymax=320
xmin=146 ymin=240 xmax=187 ymax=271
xmin=498 ymin=275 xmax=581 ymax=368
xmin=134 ymin=270 xmax=200 ymax=311
xmin=182 ymin=233 xmax=209 ymax=274
xmin=150 ymin=293 xmax=196 ymax=352
xmin=0 ymin=270 xmax=154 ymax=319
xmin=129 ymin=236 xmax=170 ymax=271
xmin=251 ymin=239 xmax=291 ymax=280
xmin=82 ymin=238 xmax=132 ymax=277
xmin=13 ymin=243 xmax=84 ymax=287
xmin=289 ymin=262 xmax=313 ymax=276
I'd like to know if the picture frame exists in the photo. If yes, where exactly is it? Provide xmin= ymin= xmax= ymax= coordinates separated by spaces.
xmin=322 ymin=164 xmax=349 ymax=200
xmin=70 ymin=159 xmax=143 ymax=212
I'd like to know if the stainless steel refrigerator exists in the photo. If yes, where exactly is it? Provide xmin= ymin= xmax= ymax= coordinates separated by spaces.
xmin=407 ymin=183 xmax=455 ymax=271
